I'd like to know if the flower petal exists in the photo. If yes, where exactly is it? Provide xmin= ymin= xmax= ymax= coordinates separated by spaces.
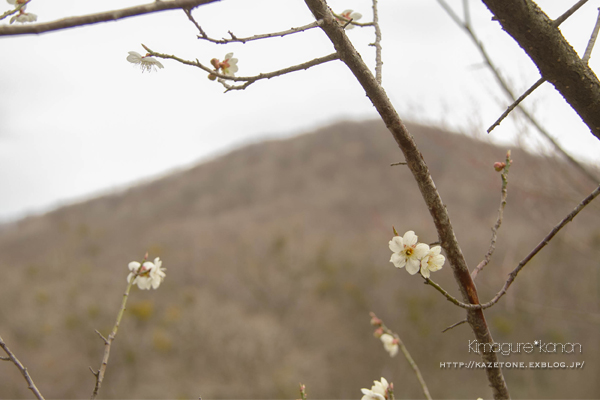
xmin=402 ymin=230 xmax=418 ymax=246
xmin=389 ymin=236 xmax=403 ymax=252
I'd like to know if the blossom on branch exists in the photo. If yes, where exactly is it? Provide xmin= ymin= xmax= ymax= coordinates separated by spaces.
xmin=389 ymin=230 xmax=430 ymax=275
xmin=361 ymin=377 xmax=389 ymax=400
xmin=126 ymin=51 xmax=164 ymax=73
xmin=210 ymin=53 xmax=238 ymax=78
xmin=379 ymin=333 xmax=399 ymax=357
xmin=127 ymin=257 xmax=166 ymax=290
xmin=9 ymin=11 xmax=36 ymax=23
xmin=6 ymin=0 xmax=37 ymax=24
xmin=336 ymin=9 xmax=362 ymax=29
xmin=420 ymin=245 xmax=445 ymax=278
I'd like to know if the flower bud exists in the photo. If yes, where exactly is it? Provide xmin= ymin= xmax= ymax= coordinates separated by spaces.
xmin=493 ymin=162 xmax=506 ymax=172
xmin=210 ymin=58 xmax=220 ymax=69
xmin=208 ymin=73 xmax=217 ymax=81
xmin=373 ymin=327 xmax=384 ymax=337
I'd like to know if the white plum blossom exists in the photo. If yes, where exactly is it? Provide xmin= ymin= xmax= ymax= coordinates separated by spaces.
xmin=10 ymin=11 xmax=36 ymax=23
xmin=126 ymin=51 xmax=164 ymax=73
xmin=336 ymin=9 xmax=362 ymax=29
xmin=389 ymin=230 xmax=430 ymax=275
xmin=380 ymin=333 xmax=399 ymax=357
xmin=361 ymin=377 xmax=389 ymax=400
xmin=420 ymin=245 xmax=445 ymax=278
xmin=220 ymin=52 xmax=238 ymax=76
xmin=127 ymin=257 xmax=166 ymax=290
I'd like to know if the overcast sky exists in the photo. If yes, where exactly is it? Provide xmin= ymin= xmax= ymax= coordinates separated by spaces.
xmin=1 ymin=0 xmax=599 ymax=222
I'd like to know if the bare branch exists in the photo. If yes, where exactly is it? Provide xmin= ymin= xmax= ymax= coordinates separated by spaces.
xmin=552 ymin=0 xmax=589 ymax=27
xmin=471 ymin=151 xmax=512 ymax=280
xmin=0 ymin=335 xmax=45 ymax=400
xmin=303 ymin=1 xmax=509 ymax=397
xmin=481 ymin=0 xmax=600 ymax=141
xmin=143 ymin=45 xmax=339 ymax=91
xmin=437 ymin=0 xmax=600 ymax=184
xmin=428 ymin=182 xmax=600 ymax=310
xmin=0 ymin=0 xmax=220 ymax=36
xmin=370 ymin=0 xmax=383 ymax=84
xmin=442 ymin=319 xmax=467 ymax=333
xmin=90 ymin=277 xmax=137 ymax=399
xmin=185 ymin=9 xmax=322 ymax=44
xmin=487 ymin=77 xmax=545 ymax=133
xmin=583 ymin=8 xmax=600 ymax=63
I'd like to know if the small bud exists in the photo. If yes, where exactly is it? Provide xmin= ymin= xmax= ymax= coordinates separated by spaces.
xmin=373 ymin=327 xmax=384 ymax=337
xmin=392 ymin=226 xmax=399 ymax=236
xmin=493 ymin=162 xmax=506 ymax=172
xmin=210 ymin=58 xmax=220 ymax=69
xmin=208 ymin=73 xmax=217 ymax=81
xmin=370 ymin=315 xmax=382 ymax=326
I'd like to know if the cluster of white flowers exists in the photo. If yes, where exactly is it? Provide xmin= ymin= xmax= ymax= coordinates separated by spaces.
xmin=389 ymin=230 xmax=445 ymax=278
xmin=6 ymin=0 xmax=37 ymax=24
xmin=127 ymin=257 xmax=166 ymax=290
xmin=335 ymin=9 xmax=362 ymax=29
xmin=126 ymin=51 xmax=164 ymax=73
xmin=210 ymin=52 xmax=239 ymax=77
xmin=379 ymin=333 xmax=399 ymax=357
xmin=361 ymin=377 xmax=389 ymax=400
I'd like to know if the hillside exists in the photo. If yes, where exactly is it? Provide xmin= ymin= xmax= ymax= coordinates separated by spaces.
xmin=1 ymin=120 xmax=599 ymax=399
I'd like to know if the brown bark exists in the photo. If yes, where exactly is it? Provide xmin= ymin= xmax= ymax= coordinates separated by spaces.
xmin=303 ymin=1 xmax=510 ymax=398
xmin=481 ymin=0 xmax=600 ymax=141
xmin=0 ymin=0 xmax=220 ymax=36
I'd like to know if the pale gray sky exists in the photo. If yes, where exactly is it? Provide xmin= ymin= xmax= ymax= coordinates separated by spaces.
xmin=1 ymin=0 xmax=599 ymax=221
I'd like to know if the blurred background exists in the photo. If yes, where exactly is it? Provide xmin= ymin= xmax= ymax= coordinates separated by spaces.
xmin=1 ymin=1 xmax=600 ymax=399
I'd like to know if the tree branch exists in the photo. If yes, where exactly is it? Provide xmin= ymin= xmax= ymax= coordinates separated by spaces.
xmin=480 ymin=0 xmax=600 ymax=141
xmin=471 ymin=151 xmax=512 ymax=280
xmin=0 ymin=335 xmax=45 ymax=400
xmin=427 ymin=182 xmax=600 ymax=310
xmin=185 ymin=9 xmax=322 ymax=44
xmin=303 ymin=1 xmax=509 ymax=398
xmin=0 ymin=0 xmax=220 ymax=36
xmin=438 ymin=0 xmax=600 ymax=184
xmin=144 ymin=45 xmax=339 ymax=91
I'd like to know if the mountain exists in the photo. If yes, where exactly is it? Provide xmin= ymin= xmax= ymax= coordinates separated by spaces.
xmin=1 ymin=120 xmax=599 ymax=399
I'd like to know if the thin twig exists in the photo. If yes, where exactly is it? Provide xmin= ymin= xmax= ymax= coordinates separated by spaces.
xmin=0 ymin=335 xmax=45 ymax=400
xmin=427 ymin=182 xmax=600 ymax=310
xmin=552 ymin=0 xmax=589 ymax=27
xmin=143 ymin=45 xmax=339 ymax=91
xmin=370 ymin=0 xmax=383 ymax=84
xmin=185 ymin=9 xmax=322 ymax=44
xmin=437 ymin=0 xmax=600 ymax=184
xmin=0 ymin=1 xmax=29 ymax=21
xmin=471 ymin=151 xmax=512 ymax=280
xmin=583 ymin=8 xmax=600 ymax=63
xmin=442 ymin=319 xmax=467 ymax=333
xmin=487 ymin=78 xmax=545 ymax=133
xmin=370 ymin=313 xmax=432 ymax=400
xmin=390 ymin=161 xmax=407 ymax=166
xmin=0 ymin=0 xmax=219 ymax=36
xmin=90 ymin=269 xmax=140 ymax=399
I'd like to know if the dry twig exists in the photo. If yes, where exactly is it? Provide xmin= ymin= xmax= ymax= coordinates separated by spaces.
xmin=426 ymin=182 xmax=600 ymax=310
xmin=437 ymin=0 xmax=599 ymax=184
xmin=370 ymin=312 xmax=432 ymax=400
xmin=143 ymin=45 xmax=339 ymax=92
xmin=471 ymin=151 xmax=512 ymax=280
xmin=185 ymin=9 xmax=322 ymax=44
xmin=583 ymin=7 xmax=600 ymax=63
xmin=0 ymin=0 xmax=218 ymax=36
xmin=0 ymin=335 xmax=45 ymax=400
